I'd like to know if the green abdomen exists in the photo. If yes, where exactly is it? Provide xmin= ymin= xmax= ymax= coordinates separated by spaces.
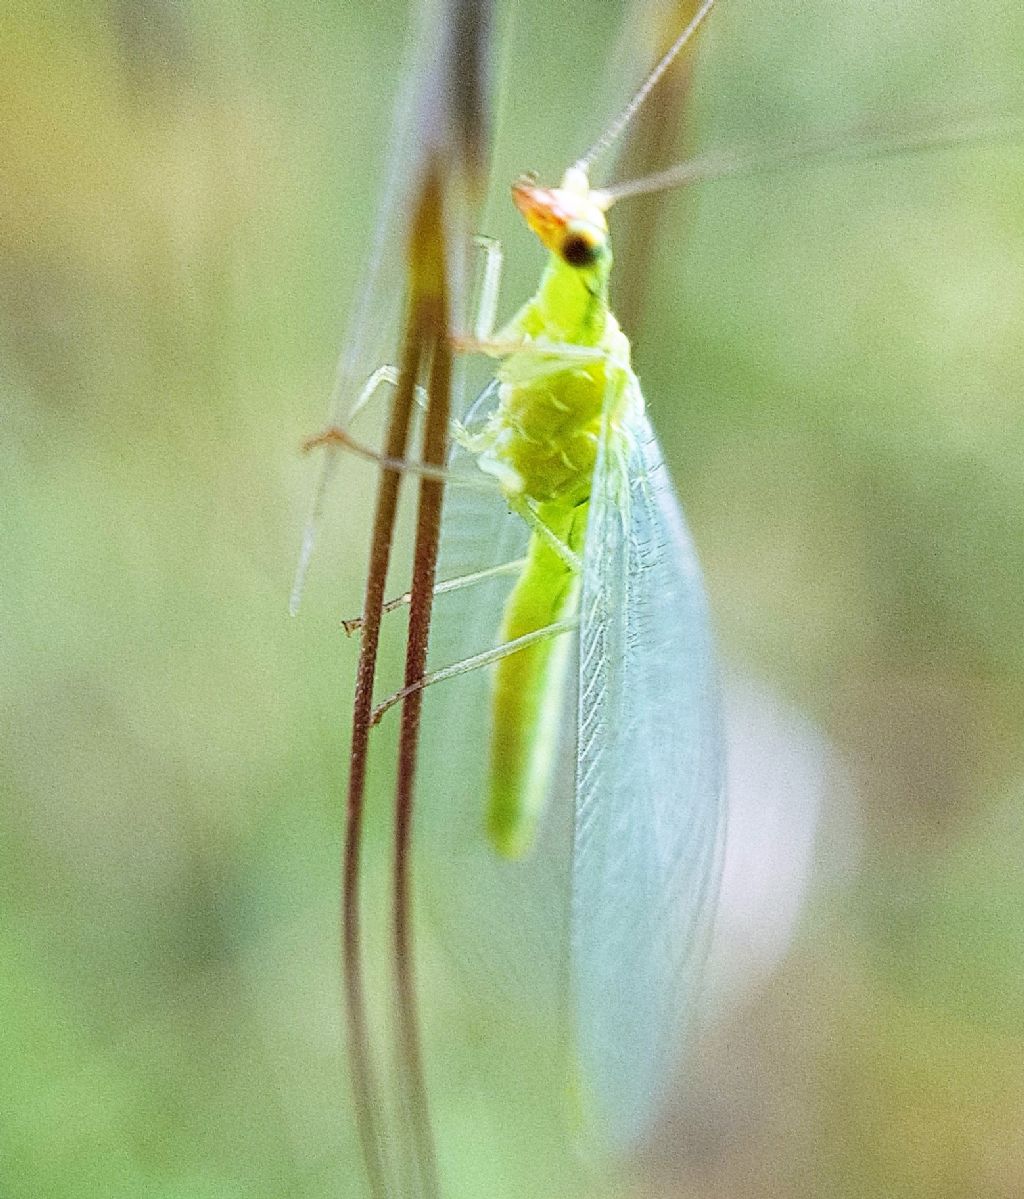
xmin=487 ymin=502 xmax=587 ymax=858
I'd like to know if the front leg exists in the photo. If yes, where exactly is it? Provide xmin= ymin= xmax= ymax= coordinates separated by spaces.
xmin=472 ymin=234 xmax=503 ymax=342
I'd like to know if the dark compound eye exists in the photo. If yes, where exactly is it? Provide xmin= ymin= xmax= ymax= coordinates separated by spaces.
xmin=561 ymin=232 xmax=599 ymax=268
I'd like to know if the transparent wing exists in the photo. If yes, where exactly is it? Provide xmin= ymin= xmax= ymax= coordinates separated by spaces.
xmin=291 ymin=0 xmax=491 ymax=610
xmin=573 ymin=403 xmax=725 ymax=1148
xmin=419 ymin=383 xmax=575 ymax=1016
xmin=418 ymin=384 xmax=585 ymax=1148
xmin=418 ymin=387 xmax=723 ymax=1153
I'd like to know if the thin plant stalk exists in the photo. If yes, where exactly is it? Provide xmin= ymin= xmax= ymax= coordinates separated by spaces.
xmin=391 ymin=164 xmax=451 ymax=1199
xmin=334 ymin=0 xmax=492 ymax=1188
xmin=343 ymin=300 xmax=426 ymax=1197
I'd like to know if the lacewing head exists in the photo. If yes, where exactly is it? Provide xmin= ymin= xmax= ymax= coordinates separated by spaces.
xmin=512 ymin=167 xmax=614 ymax=268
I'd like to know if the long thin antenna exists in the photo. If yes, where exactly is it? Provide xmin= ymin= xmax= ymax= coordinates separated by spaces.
xmin=573 ymin=0 xmax=719 ymax=175
xmin=596 ymin=108 xmax=1024 ymax=206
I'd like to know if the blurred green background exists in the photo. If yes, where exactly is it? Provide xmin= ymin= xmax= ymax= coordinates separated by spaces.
xmin=3 ymin=1 xmax=1024 ymax=1196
